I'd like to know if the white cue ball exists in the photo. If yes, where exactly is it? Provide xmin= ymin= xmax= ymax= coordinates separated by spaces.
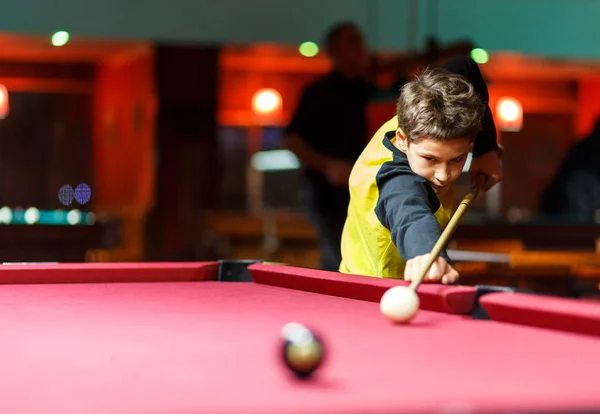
xmin=380 ymin=286 xmax=420 ymax=323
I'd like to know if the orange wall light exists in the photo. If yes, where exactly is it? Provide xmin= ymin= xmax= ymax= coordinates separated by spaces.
xmin=496 ymin=97 xmax=523 ymax=132
xmin=0 ymin=85 xmax=9 ymax=119
xmin=252 ymin=88 xmax=282 ymax=114
xmin=251 ymin=88 xmax=283 ymax=126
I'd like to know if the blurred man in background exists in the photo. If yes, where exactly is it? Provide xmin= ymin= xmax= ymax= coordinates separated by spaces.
xmin=284 ymin=22 xmax=373 ymax=271
xmin=540 ymin=117 xmax=600 ymax=221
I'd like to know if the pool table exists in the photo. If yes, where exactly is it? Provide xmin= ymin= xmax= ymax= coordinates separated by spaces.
xmin=1 ymin=261 xmax=600 ymax=414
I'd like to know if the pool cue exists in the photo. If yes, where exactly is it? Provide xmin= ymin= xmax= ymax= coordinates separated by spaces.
xmin=409 ymin=175 xmax=487 ymax=291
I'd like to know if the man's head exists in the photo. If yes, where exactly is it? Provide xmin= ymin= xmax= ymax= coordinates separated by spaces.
xmin=395 ymin=68 xmax=485 ymax=193
xmin=324 ymin=22 xmax=370 ymax=79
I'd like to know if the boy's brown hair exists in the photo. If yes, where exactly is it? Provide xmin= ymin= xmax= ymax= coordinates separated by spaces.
xmin=396 ymin=67 xmax=485 ymax=144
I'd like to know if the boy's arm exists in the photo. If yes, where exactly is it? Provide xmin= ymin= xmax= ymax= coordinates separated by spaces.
xmin=375 ymin=172 xmax=452 ymax=264
xmin=443 ymin=57 xmax=499 ymax=157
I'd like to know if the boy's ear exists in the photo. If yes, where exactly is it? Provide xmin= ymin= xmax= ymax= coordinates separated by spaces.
xmin=395 ymin=128 xmax=409 ymax=152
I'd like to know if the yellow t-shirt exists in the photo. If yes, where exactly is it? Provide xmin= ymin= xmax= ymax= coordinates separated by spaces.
xmin=339 ymin=117 xmax=454 ymax=279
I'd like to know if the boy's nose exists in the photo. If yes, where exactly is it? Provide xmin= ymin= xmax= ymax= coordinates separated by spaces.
xmin=435 ymin=167 xmax=450 ymax=183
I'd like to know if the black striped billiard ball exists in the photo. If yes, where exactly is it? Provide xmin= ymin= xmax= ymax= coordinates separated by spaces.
xmin=281 ymin=322 xmax=324 ymax=378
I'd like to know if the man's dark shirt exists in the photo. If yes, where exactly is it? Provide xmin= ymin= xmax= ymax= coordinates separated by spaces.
xmin=286 ymin=72 xmax=376 ymax=208
xmin=540 ymin=124 xmax=600 ymax=219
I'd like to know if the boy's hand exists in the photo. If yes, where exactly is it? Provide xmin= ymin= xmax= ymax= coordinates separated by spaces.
xmin=404 ymin=254 xmax=459 ymax=284
xmin=469 ymin=149 xmax=503 ymax=191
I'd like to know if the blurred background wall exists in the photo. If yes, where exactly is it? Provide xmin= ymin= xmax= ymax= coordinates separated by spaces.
xmin=4 ymin=0 xmax=600 ymax=59
xmin=0 ymin=0 xmax=599 ymax=276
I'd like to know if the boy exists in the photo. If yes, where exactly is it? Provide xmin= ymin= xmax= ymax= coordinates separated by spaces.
xmin=339 ymin=57 xmax=501 ymax=283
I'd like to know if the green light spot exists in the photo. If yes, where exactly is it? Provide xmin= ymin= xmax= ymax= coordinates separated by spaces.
xmin=470 ymin=48 xmax=489 ymax=64
xmin=51 ymin=31 xmax=70 ymax=47
xmin=299 ymin=42 xmax=319 ymax=57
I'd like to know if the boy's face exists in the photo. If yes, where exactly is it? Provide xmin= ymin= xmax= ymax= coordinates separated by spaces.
xmin=395 ymin=128 xmax=473 ymax=195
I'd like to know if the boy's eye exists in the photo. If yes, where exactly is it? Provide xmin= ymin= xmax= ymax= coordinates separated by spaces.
xmin=452 ymin=156 xmax=465 ymax=163
xmin=423 ymin=157 xmax=436 ymax=162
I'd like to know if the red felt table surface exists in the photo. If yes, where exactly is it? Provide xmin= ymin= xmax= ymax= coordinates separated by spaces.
xmin=1 ymin=279 xmax=600 ymax=414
